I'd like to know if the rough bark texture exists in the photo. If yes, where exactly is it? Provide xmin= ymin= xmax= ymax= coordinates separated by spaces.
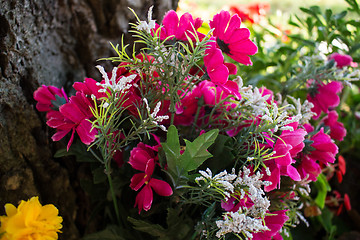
xmin=0 ymin=0 xmax=178 ymax=238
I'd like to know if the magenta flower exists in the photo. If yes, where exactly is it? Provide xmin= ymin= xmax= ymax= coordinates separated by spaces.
xmin=328 ymin=53 xmax=353 ymax=68
xmin=209 ymin=10 xmax=258 ymax=65
xmin=174 ymin=86 xmax=202 ymax=126
xmin=33 ymin=85 xmax=68 ymax=112
xmin=308 ymin=128 xmax=338 ymax=165
xmin=321 ymin=110 xmax=346 ymax=141
xmin=307 ymin=80 xmax=343 ymax=119
xmin=73 ymin=78 xmax=106 ymax=99
xmin=154 ymin=10 xmax=205 ymax=42
xmin=259 ymin=86 xmax=275 ymax=105
xmin=129 ymin=143 xmax=173 ymax=213
xmin=47 ymin=92 xmax=97 ymax=151
xmin=221 ymin=195 xmax=254 ymax=212
xmin=297 ymin=155 xmax=322 ymax=181
xmin=199 ymin=80 xmax=241 ymax=107
xmin=263 ymin=124 xmax=306 ymax=191
xmin=252 ymin=210 xmax=289 ymax=240
xmin=204 ymin=37 xmax=237 ymax=85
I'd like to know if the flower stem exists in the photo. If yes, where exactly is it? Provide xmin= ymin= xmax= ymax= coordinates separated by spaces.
xmin=105 ymin=163 xmax=121 ymax=225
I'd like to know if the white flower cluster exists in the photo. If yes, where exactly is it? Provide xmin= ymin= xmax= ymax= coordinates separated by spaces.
xmin=136 ymin=6 xmax=156 ymax=33
xmin=143 ymin=98 xmax=169 ymax=131
xmin=238 ymin=79 xmax=312 ymax=133
xmin=195 ymin=168 xmax=237 ymax=199
xmin=196 ymin=167 xmax=273 ymax=239
xmin=284 ymin=96 xmax=315 ymax=125
xmin=261 ymin=102 xmax=303 ymax=133
xmin=215 ymin=211 xmax=269 ymax=239
xmin=96 ymin=66 xmax=136 ymax=94
xmin=239 ymin=84 xmax=270 ymax=116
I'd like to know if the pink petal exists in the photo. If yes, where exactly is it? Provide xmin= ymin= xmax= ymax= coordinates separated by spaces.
xmin=208 ymin=64 xmax=229 ymax=85
xmin=230 ymin=39 xmax=258 ymax=55
xmin=60 ymin=102 xmax=86 ymax=123
xmin=162 ymin=10 xmax=179 ymax=37
xmin=285 ymin=165 xmax=301 ymax=181
xmin=67 ymin=129 xmax=76 ymax=151
xmin=135 ymin=184 xmax=153 ymax=213
xmin=149 ymin=178 xmax=173 ymax=196
xmin=224 ymin=14 xmax=241 ymax=41
xmin=130 ymin=173 xmax=146 ymax=191
xmin=224 ymin=63 xmax=237 ymax=75
xmin=145 ymin=158 xmax=155 ymax=177
xmin=176 ymin=13 xmax=194 ymax=40
xmin=52 ymin=129 xmax=71 ymax=141
xmin=227 ymin=28 xmax=250 ymax=44
xmin=210 ymin=11 xmax=230 ymax=39
xmin=228 ymin=53 xmax=252 ymax=65
xmin=77 ymin=119 xmax=97 ymax=145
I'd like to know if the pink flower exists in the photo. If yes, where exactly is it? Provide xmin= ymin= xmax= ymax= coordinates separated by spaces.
xmin=297 ymin=155 xmax=322 ymax=181
xmin=209 ymin=10 xmax=258 ymax=65
xmin=263 ymin=123 xmax=306 ymax=191
xmin=174 ymin=87 xmax=202 ymax=126
xmin=129 ymin=143 xmax=173 ymax=213
xmin=33 ymin=85 xmax=68 ymax=112
xmin=307 ymin=81 xmax=343 ymax=119
xmin=73 ymin=78 xmax=106 ymax=99
xmin=308 ymin=128 xmax=338 ymax=165
xmin=328 ymin=53 xmax=353 ymax=68
xmin=252 ymin=210 xmax=289 ymax=240
xmin=221 ymin=195 xmax=254 ymax=212
xmin=321 ymin=110 xmax=346 ymax=141
xmin=259 ymin=86 xmax=275 ymax=105
xmin=204 ymin=37 xmax=237 ymax=85
xmin=154 ymin=10 xmax=205 ymax=42
xmin=47 ymin=92 xmax=97 ymax=151
xmin=198 ymin=80 xmax=241 ymax=107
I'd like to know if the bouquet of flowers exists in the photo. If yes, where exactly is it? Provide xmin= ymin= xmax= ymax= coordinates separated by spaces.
xmin=3 ymin=4 xmax=358 ymax=240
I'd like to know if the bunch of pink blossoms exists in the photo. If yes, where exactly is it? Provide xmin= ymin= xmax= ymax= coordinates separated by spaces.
xmin=33 ymin=7 xmax=352 ymax=240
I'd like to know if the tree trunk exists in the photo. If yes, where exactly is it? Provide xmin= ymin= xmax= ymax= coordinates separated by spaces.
xmin=0 ymin=0 xmax=178 ymax=238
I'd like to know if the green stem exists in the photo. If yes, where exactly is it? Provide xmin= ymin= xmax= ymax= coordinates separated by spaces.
xmin=105 ymin=163 xmax=121 ymax=225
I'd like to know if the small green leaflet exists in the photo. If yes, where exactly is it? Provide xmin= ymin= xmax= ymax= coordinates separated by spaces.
xmin=162 ymin=125 xmax=219 ymax=180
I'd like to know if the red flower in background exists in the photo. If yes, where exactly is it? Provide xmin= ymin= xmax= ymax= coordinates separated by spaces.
xmin=326 ymin=190 xmax=351 ymax=216
xmin=229 ymin=2 xmax=270 ymax=24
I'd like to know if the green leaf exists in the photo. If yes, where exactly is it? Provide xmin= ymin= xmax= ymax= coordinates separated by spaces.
xmin=54 ymin=142 xmax=97 ymax=162
xmin=128 ymin=217 xmax=166 ymax=238
xmin=316 ymin=207 xmax=335 ymax=233
xmin=179 ymin=129 xmax=219 ymax=172
xmin=161 ymin=125 xmax=181 ymax=175
xmin=82 ymin=225 xmax=125 ymax=240
xmin=50 ymin=94 xmax=67 ymax=111
xmin=207 ymin=134 xmax=234 ymax=172
xmin=325 ymin=9 xmax=333 ymax=23
xmin=92 ymin=167 xmax=107 ymax=184
xmin=314 ymin=173 xmax=331 ymax=208
xmin=333 ymin=11 xmax=347 ymax=20
xmin=165 ymin=208 xmax=193 ymax=240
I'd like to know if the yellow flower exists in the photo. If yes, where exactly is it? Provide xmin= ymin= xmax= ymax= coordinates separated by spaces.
xmin=0 ymin=197 xmax=62 ymax=240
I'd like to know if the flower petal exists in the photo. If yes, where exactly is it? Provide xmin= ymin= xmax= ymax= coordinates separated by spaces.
xmin=149 ymin=178 xmax=173 ymax=196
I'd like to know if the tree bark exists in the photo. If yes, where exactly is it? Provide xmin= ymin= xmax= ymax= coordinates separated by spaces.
xmin=0 ymin=0 xmax=178 ymax=239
